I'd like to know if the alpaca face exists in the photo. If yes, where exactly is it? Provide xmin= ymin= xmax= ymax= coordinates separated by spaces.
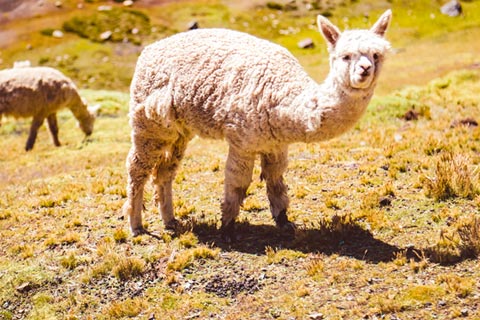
xmin=317 ymin=10 xmax=392 ymax=92
xmin=78 ymin=108 xmax=97 ymax=136
xmin=78 ymin=114 xmax=95 ymax=136
xmin=332 ymin=31 xmax=389 ymax=90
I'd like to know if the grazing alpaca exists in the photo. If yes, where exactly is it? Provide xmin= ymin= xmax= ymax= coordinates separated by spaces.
xmin=124 ymin=10 xmax=392 ymax=240
xmin=0 ymin=67 xmax=97 ymax=151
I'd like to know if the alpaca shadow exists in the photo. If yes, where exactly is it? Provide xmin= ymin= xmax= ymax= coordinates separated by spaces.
xmin=193 ymin=220 xmax=422 ymax=264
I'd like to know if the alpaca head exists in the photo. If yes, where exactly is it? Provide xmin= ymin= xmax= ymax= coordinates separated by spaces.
xmin=77 ymin=98 xmax=99 ymax=136
xmin=317 ymin=10 xmax=392 ymax=95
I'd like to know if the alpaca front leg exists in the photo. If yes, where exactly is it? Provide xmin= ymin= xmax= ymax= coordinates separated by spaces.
xmin=261 ymin=148 xmax=295 ymax=235
xmin=25 ymin=116 xmax=45 ymax=151
xmin=220 ymin=148 xmax=255 ymax=242
xmin=47 ymin=114 xmax=61 ymax=147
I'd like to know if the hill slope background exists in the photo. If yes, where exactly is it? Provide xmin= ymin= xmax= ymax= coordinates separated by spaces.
xmin=1 ymin=0 xmax=480 ymax=319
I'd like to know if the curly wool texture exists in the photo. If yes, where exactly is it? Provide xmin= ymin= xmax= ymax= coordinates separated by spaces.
xmin=1 ymin=67 xmax=84 ymax=118
xmin=130 ymin=29 xmax=312 ymax=152
xmin=130 ymin=28 xmax=389 ymax=152
xmin=0 ymin=66 xmax=95 ymax=150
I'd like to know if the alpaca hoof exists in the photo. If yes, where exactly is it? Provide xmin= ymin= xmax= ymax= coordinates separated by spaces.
xmin=279 ymin=221 xmax=296 ymax=238
xmin=132 ymin=226 xmax=148 ymax=237
xmin=165 ymin=219 xmax=182 ymax=231
xmin=220 ymin=222 xmax=237 ymax=243
xmin=274 ymin=210 xmax=296 ymax=238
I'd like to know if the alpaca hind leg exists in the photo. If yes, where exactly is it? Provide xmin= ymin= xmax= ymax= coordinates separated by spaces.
xmin=260 ymin=148 xmax=295 ymax=234
xmin=25 ymin=116 xmax=45 ymax=151
xmin=47 ymin=114 xmax=61 ymax=147
xmin=124 ymin=138 xmax=165 ymax=236
xmin=153 ymin=135 xmax=190 ymax=230
xmin=220 ymin=147 xmax=255 ymax=242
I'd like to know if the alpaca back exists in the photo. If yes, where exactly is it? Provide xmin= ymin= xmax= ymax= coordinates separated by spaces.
xmin=0 ymin=67 xmax=82 ymax=119
xmin=130 ymin=29 xmax=314 ymax=142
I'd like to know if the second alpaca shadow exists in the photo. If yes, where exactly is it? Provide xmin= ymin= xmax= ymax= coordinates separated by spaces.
xmin=193 ymin=218 xmax=421 ymax=264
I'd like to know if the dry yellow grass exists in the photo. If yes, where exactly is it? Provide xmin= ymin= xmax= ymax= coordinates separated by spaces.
xmin=1 ymin=1 xmax=480 ymax=319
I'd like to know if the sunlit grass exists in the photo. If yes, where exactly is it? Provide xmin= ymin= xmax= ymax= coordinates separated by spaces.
xmin=1 ymin=1 xmax=480 ymax=319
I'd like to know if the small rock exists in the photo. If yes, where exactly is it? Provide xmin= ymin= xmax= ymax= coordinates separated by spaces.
xmin=187 ymin=21 xmax=199 ymax=30
xmin=97 ymin=5 xmax=112 ymax=11
xmin=298 ymin=38 xmax=315 ymax=49
xmin=403 ymin=109 xmax=419 ymax=121
xmin=100 ymin=31 xmax=113 ymax=41
xmin=13 ymin=60 xmax=31 ymax=68
xmin=52 ymin=30 xmax=64 ymax=38
xmin=16 ymin=282 xmax=32 ymax=293
xmin=461 ymin=308 xmax=469 ymax=316
xmin=438 ymin=300 xmax=447 ymax=307
xmin=441 ymin=0 xmax=462 ymax=17
xmin=123 ymin=0 xmax=134 ymax=6
xmin=379 ymin=197 xmax=392 ymax=207
xmin=451 ymin=117 xmax=478 ymax=128
xmin=131 ymin=28 xmax=139 ymax=35
xmin=309 ymin=313 xmax=324 ymax=320
xmin=54 ymin=1 xmax=62 ymax=7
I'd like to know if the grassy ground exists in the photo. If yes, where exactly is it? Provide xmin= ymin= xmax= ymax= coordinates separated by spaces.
xmin=1 ymin=0 xmax=480 ymax=319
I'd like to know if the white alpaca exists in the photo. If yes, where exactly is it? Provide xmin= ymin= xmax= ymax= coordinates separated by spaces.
xmin=0 ymin=66 xmax=97 ymax=151
xmin=124 ymin=10 xmax=392 ymax=240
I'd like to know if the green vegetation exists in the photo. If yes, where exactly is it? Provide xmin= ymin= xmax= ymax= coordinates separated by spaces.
xmin=1 ymin=0 xmax=480 ymax=319
xmin=63 ymin=7 xmax=151 ymax=44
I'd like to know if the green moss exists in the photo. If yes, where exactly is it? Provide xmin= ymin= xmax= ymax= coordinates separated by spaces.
xmin=63 ymin=7 xmax=151 ymax=44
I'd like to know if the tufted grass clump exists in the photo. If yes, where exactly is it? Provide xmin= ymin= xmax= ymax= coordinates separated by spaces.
xmin=426 ymin=215 xmax=480 ymax=264
xmin=456 ymin=215 xmax=480 ymax=259
xmin=113 ymin=228 xmax=128 ymax=244
xmin=60 ymin=252 xmax=79 ymax=270
xmin=178 ymin=232 xmax=198 ymax=249
xmin=60 ymin=232 xmax=81 ymax=245
xmin=305 ymin=257 xmax=325 ymax=277
xmin=265 ymin=247 xmax=307 ymax=264
xmin=106 ymin=297 xmax=148 ymax=318
xmin=112 ymin=257 xmax=146 ymax=281
xmin=437 ymin=273 xmax=474 ymax=298
xmin=423 ymin=151 xmax=478 ymax=201
xmin=167 ymin=247 xmax=219 ymax=271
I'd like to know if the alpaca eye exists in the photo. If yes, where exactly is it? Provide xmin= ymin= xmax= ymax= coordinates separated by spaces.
xmin=373 ymin=53 xmax=379 ymax=61
xmin=342 ymin=55 xmax=351 ymax=61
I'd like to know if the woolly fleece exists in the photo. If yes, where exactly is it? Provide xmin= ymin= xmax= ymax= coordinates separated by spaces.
xmin=125 ymin=10 xmax=392 ymax=238
xmin=0 ymin=66 xmax=95 ymax=150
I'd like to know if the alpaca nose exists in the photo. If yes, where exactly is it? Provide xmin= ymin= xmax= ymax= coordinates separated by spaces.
xmin=360 ymin=65 xmax=371 ymax=75
xmin=357 ymin=56 xmax=373 ymax=75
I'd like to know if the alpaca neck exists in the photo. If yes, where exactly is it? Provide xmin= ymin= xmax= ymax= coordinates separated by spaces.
xmin=68 ymin=95 xmax=90 ymax=122
xmin=276 ymin=74 xmax=374 ymax=144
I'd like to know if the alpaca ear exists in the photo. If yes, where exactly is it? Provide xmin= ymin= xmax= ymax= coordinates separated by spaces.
xmin=88 ymin=104 xmax=101 ymax=117
xmin=317 ymin=15 xmax=341 ymax=50
xmin=370 ymin=9 xmax=392 ymax=37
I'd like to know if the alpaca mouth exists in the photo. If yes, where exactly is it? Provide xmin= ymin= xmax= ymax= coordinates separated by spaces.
xmin=360 ymin=70 xmax=370 ymax=77
xmin=351 ymin=74 xmax=373 ymax=89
